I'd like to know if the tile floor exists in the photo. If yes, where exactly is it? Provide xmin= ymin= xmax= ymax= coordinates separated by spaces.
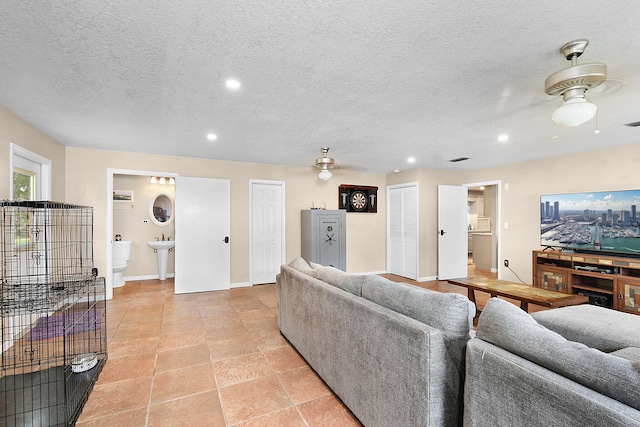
xmin=77 ymin=264 xmax=502 ymax=426
xmin=76 ymin=279 xmax=362 ymax=426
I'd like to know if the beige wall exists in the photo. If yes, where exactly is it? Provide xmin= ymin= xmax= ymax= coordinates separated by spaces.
xmin=0 ymin=106 xmax=66 ymax=200
xmin=113 ymin=175 xmax=176 ymax=277
xmin=65 ymin=147 xmax=387 ymax=284
xmin=5 ymin=106 xmax=640 ymax=289
xmin=460 ymin=141 xmax=640 ymax=283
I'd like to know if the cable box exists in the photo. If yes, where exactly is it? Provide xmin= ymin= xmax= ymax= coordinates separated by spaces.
xmin=574 ymin=265 xmax=615 ymax=274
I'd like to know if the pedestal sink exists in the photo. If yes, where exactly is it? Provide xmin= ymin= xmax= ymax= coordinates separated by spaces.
xmin=147 ymin=240 xmax=175 ymax=280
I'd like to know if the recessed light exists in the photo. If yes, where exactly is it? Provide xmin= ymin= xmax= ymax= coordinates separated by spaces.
xmin=225 ymin=79 xmax=241 ymax=90
xmin=497 ymin=134 xmax=509 ymax=142
xmin=206 ymin=133 xmax=217 ymax=141
xmin=407 ymin=157 xmax=416 ymax=164
xmin=393 ymin=169 xmax=400 ymax=173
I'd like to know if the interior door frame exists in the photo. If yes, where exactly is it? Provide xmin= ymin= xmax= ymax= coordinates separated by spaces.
xmin=106 ymin=168 xmax=179 ymax=299
xmin=463 ymin=180 xmax=502 ymax=279
xmin=249 ymin=179 xmax=286 ymax=285
xmin=386 ymin=182 xmax=419 ymax=280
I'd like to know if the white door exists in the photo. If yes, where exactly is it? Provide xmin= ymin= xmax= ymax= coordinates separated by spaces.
xmin=387 ymin=183 xmax=418 ymax=280
xmin=437 ymin=185 xmax=468 ymax=279
xmin=250 ymin=181 xmax=284 ymax=284
xmin=175 ymin=177 xmax=230 ymax=294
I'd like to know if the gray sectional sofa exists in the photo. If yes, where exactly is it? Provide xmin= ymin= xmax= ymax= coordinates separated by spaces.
xmin=277 ymin=258 xmax=640 ymax=427
xmin=277 ymin=257 xmax=475 ymax=427
xmin=465 ymin=298 xmax=640 ymax=427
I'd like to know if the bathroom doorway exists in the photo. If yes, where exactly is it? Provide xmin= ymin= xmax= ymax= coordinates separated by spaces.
xmin=106 ymin=168 xmax=178 ymax=299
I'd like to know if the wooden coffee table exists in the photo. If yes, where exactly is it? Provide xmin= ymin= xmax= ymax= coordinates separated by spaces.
xmin=447 ymin=277 xmax=589 ymax=317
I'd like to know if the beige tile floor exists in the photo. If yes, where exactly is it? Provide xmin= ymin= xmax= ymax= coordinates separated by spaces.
xmin=76 ymin=279 xmax=362 ymax=426
xmin=76 ymin=265 xmax=504 ymax=426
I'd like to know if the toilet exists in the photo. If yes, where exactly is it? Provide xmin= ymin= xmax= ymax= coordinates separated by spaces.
xmin=113 ymin=240 xmax=132 ymax=288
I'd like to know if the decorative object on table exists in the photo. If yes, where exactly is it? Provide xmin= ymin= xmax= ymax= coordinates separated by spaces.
xmin=339 ymin=184 xmax=378 ymax=213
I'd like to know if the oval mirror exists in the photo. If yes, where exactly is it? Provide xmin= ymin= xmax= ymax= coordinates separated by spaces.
xmin=149 ymin=192 xmax=175 ymax=226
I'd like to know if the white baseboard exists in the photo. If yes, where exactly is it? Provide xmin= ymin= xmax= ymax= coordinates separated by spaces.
xmin=417 ymin=275 xmax=438 ymax=282
xmin=231 ymin=282 xmax=252 ymax=288
xmin=125 ymin=273 xmax=175 ymax=281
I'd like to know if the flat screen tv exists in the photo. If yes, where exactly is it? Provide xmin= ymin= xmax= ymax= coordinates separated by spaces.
xmin=540 ymin=189 xmax=640 ymax=257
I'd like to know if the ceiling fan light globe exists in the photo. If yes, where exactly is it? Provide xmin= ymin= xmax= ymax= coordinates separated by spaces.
xmin=318 ymin=169 xmax=332 ymax=181
xmin=552 ymin=97 xmax=597 ymax=127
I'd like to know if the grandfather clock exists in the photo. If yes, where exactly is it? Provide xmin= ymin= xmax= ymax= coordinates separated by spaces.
xmin=301 ymin=210 xmax=346 ymax=271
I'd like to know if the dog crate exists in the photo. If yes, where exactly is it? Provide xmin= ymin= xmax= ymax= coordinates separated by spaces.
xmin=0 ymin=201 xmax=107 ymax=426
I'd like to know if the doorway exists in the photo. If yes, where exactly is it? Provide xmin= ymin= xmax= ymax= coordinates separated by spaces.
xmin=106 ymin=168 xmax=178 ymax=299
xmin=436 ymin=182 xmax=501 ymax=280
xmin=465 ymin=181 xmax=501 ymax=279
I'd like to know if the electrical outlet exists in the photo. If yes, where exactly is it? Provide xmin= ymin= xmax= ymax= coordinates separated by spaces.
xmin=504 ymin=259 xmax=509 ymax=267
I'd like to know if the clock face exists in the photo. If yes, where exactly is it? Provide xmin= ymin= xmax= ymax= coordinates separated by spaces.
xmin=350 ymin=191 xmax=368 ymax=211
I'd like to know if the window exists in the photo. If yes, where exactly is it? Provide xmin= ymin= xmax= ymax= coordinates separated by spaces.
xmin=13 ymin=167 xmax=36 ymax=201
xmin=10 ymin=144 xmax=51 ymax=251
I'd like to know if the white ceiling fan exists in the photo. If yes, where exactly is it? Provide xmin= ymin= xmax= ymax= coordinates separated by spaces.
xmin=315 ymin=147 xmax=336 ymax=181
xmin=544 ymin=39 xmax=608 ymax=127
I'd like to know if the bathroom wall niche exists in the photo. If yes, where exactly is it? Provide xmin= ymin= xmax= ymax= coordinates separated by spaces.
xmin=149 ymin=192 xmax=174 ymax=226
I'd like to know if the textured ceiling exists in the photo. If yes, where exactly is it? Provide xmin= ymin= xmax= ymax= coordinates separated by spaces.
xmin=1 ymin=1 xmax=640 ymax=173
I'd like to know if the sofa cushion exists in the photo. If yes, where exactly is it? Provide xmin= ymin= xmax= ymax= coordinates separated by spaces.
xmin=477 ymin=298 xmax=640 ymax=411
xmin=611 ymin=347 xmax=640 ymax=365
xmin=308 ymin=265 xmax=366 ymax=296
xmin=361 ymin=275 xmax=473 ymax=340
xmin=286 ymin=257 xmax=313 ymax=274
xmin=532 ymin=304 xmax=640 ymax=352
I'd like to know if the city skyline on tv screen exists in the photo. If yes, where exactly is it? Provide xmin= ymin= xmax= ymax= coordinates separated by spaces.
xmin=540 ymin=190 xmax=640 ymax=255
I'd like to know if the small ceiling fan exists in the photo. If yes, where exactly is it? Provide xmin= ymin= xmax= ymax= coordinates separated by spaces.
xmin=315 ymin=147 xmax=335 ymax=181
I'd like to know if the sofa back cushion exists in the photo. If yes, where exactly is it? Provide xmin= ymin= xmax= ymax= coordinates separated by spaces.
xmin=286 ymin=257 xmax=314 ymax=274
xmin=308 ymin=265 xmax=366 ymax=296
xmin=611 ymin=347 xmax=640 ymax=365
xmin=532 ymin=304 xmax=640 ymax=352
xmin=361 ymin=275 xmax=473 ymax=340
xmin=477 ymin=298 xmax=640 ymax=411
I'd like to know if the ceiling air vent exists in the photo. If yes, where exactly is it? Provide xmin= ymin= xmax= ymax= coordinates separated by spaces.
xmin=624 ymin=121 xmax=640 ymax=127
xmin=449 ymin=157 xmax=469 ymax=163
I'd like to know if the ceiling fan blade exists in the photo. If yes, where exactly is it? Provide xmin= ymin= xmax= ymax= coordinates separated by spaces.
xmin=334 ymin=164 xmax=367 ymax=172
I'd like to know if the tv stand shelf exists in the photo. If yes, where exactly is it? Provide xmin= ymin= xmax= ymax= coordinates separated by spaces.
xmin=533 ymin=250 xmax=640 ymax=315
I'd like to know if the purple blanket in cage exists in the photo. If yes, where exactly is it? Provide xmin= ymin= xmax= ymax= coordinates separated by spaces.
xmin=29 ymin=310 xmax=101 ymax=341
